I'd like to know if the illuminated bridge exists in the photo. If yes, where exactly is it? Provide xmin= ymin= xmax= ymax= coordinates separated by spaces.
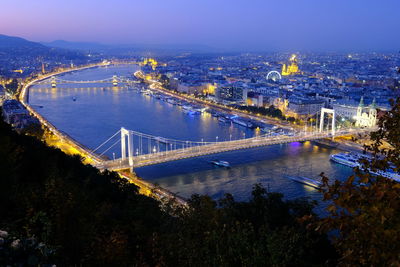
xmin=94 ymin=127 xmax=372 ymax=171
xmin=35 ymin=75 xmax=140 ymax=87
xmin=89 ymin=107 xmax=373 ymax=170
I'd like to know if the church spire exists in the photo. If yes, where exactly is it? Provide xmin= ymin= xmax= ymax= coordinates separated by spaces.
xmin=370 ymin=97 xmax=376 ymax=109
xmin=358 ymin=96 xmax=364 ymax=108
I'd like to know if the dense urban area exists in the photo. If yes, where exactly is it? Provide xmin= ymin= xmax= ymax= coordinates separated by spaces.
xmin=1 ymin=33 xmax=400 ymax=266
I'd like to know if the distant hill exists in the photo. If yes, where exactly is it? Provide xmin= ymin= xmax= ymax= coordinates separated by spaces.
xmin=0 ymin=34 xmax=48 ymax=50
xmin=42 ymin=40 xmax=109 ymax=51
xmin=0 ymin=34 xmax=91 ymax=77
xmin=43 ymin=39 xmax=218 ymax=55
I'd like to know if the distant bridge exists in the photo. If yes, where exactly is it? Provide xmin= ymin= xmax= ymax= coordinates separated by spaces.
xmin=35 ymin=75 xmax=140 ymax=87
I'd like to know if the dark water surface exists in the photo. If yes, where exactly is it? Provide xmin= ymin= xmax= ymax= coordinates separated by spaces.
xmin=30 ymin=65 xmax=353 ymax=213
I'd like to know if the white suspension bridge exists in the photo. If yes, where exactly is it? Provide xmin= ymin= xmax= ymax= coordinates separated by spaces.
xmin=91 ymin=108 xmax=374 ymax=171
xmin=35 ymin=75 xmax=140 ymax=87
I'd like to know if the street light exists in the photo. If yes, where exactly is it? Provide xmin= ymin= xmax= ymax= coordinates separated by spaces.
xmin=216 ymin=136 xmax=219 ymax=142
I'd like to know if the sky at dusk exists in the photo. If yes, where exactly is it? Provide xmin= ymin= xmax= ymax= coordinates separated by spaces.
xmin=1 ymin=0 xmax=399 ymax=52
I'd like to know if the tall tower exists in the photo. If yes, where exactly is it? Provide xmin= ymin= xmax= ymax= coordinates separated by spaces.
xmin=356 ymin=96 xmax=364 ymax=118
xmin=355 ymin=96 xmax=364 ymax=127
xmin=41 ymin=62 xmax=46 ymax=74
xmin=281 ymin=64 xmax=287 ymax=75
xmin=369 ymin=97 xmax=377 ymax=127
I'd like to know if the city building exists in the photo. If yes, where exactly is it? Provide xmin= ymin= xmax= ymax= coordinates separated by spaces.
xmin=1 ymin=99 xmax=40 ymax=130
xmin=287 ymin=98 xmax=325 ymax=117
xmin=0 ymin=85 xmax=5 ymax=105
xmin=282 ymin=54 xmax=301 ymax=76
xmin=332 ymin=100 xmax=360 ymax=119
xmin=354 ymin=97 xmax=377 ymax=127
xmin=216 ymin=85 xmax=248 ymax=103
xmin=246 ymin=92 xmax=264 ymax=107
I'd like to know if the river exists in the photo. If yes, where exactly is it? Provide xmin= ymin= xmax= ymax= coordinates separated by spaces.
xmin=29 ymin=64 xmax=354 ymax=213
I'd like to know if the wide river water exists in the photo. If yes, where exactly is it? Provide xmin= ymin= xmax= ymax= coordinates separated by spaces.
xmin=29 ymin=65 xmax=354 ymax=213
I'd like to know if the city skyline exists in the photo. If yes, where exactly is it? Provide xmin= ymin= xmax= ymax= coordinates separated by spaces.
xmin=1 ymin=0 xmax=399 ymax=52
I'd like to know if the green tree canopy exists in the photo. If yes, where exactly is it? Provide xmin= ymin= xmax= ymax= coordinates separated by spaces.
xmin=318 ymin=98 xmax=400 ymax=266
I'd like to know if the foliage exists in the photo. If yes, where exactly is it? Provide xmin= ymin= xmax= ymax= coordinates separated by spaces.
xmin=155 ymin=185 xmax=336 ymax=266
xmin=0 ymin=119 xmax=167 ymax=265
xmin=318 ymin=98 xmax=400 ymax=266
xmin=0 ymin=229 xmax=56 ymax=266
xmin=0 ymin=118 xmax=335 ymax=265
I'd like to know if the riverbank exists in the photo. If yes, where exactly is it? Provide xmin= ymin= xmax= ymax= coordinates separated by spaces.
xmin=18 ymin=63 xmax=188 ymax=206
xmin=142 ymin=77 xmax=294 ymax=130
xmin=141 ymin=77 xmax=370 ymax=154
xmin=19 ymin=63 xmax=108 ymax=164
xmin=313 ymin=138 xmax=365 ymax=153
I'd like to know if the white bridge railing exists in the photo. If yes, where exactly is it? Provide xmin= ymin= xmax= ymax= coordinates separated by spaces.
xmin=96 ymin=127 xmax=370 ymax=170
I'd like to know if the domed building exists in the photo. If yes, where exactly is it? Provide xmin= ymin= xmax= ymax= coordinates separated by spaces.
xmin=281 ymin=54 xmax=301 ymax=76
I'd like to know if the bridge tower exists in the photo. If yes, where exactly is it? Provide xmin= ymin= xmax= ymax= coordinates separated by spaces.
xmin=51 ymin=77 xmax=57 ymax=88
xmin=319 ymin=108 xmax=336 ymax=136
xmin=121 ymin=127 xmax=134 ymax=167
xmin=112 ymin=75 xmax=118 ymax=86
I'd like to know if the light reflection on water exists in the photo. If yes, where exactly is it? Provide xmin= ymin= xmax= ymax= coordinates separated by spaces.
xmin=29 ymin=65 xmax=354 ymax=213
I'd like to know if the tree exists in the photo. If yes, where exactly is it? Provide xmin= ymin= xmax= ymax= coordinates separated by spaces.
xmin=317 ymin=98 xmax=400 ymax=266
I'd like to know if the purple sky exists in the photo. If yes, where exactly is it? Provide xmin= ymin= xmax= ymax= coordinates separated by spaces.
xmin=1 ymin=0 xmax=399 ymax=51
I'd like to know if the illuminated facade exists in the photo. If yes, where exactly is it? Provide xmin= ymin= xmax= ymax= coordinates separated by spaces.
xmin=354 ymin=97 xmax=377 ymax=127
xmin=140 ymin=58 xmax=159 ymax=70
xmin=281 ymin=54 xmax=300 ymax=76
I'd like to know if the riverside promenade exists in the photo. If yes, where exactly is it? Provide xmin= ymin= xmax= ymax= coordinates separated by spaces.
xmin=18 ymin=62 xmax=188 ymax=206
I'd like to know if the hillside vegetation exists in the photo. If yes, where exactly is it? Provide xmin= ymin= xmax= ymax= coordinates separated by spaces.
xmin=0 ymin=116 xmax=335 ymax=266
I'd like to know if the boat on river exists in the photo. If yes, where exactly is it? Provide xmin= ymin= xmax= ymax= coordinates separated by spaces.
xmin=330 ymin=152 xmax=400 ymax=182
xmin=286 ymin=175 xmax=322 ymax=189
xmin=210 ymin=160 xmax=230 ymax=167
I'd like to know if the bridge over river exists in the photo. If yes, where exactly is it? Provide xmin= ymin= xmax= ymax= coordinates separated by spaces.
xmin=93 ymin=126 xmax=371 ymax=171
xmin=21 ymin=69 xmax=377 ymax=205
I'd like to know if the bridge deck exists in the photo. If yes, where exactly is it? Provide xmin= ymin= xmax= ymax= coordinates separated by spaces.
xmin=100 ymin=129 xmax=367 ymax=170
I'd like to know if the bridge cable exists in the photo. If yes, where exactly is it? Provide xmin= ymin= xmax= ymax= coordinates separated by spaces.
xmin=92 ymin=129 xmax=121 ymax=153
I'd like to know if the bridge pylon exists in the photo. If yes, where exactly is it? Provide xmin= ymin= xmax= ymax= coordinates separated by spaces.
xmin=319 ymin=108 xmax=336 ymax=136
xmin=51 ymin=77 xmax=57 ymax=88
xmin=121 ymin=127 xmax=134 ymax=167
xmin=112 ymin=75 xmax=118 ymax=86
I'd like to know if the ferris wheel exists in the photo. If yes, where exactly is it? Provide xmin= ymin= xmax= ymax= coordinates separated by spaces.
xmin=266 ymin=71 xmax=282 ymax=82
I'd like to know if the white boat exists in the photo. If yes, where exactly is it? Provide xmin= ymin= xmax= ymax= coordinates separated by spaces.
xmin=286 ymin=175 xmax=322 ymax=189
xmin=330 ymin=152 xmax=400 ymax=181
xmin=166 ymin=98 xmax=176 ymax=104
xmin=218 ymin=117 xmax=229 ymax=123
xmin=210 ymin=160 xmax=230 ymax=167
xmin=370 ymin=169 xmax=400 ymax=182
xmin=232 ymin=118 xmax=249 ymax=127
xmin=330 ymin=152 xmax=361 ymax=168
